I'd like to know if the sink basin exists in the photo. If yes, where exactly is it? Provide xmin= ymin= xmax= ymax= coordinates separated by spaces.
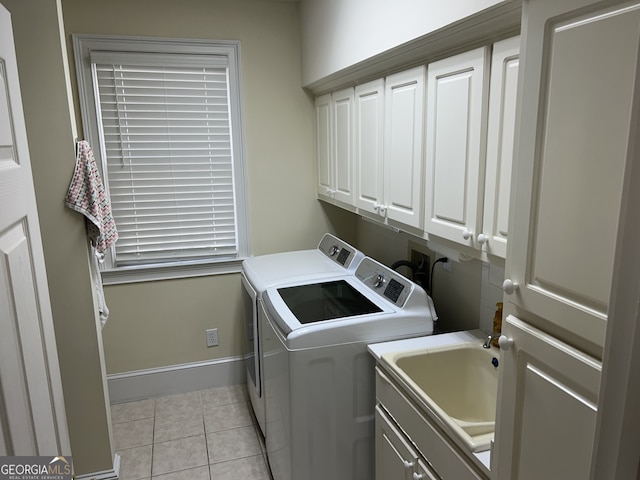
xmin=381 ymin=342 xmax=499 ymax=452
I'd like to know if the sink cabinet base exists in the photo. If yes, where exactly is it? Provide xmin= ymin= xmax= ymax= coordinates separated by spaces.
xmin=375 ymin=366 xmax=489 ymax=480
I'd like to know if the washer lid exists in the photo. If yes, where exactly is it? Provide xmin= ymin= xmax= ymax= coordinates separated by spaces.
xmin=263 ymin=275 xmax=395 ymax=337
xmin=241 ymin=234 xmax=364 ymax=292
xmin=277 ymin=279 xmax=382 ymax=325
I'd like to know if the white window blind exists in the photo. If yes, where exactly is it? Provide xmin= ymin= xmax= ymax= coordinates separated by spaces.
xmin=91 ymin=52 xmax=239 ymax=266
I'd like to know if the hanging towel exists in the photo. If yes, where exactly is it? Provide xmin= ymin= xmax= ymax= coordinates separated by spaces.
xmin=90 ymin=245 xmax=110 ymax=326
xmin=65 ymin=140 xmax=118 ymax=327
xmin=65 ymin=140 xmax=118 ymax=254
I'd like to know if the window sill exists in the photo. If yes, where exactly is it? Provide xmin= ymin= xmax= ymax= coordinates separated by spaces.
xmin=101 ymin=258 xmax=245 ymax=285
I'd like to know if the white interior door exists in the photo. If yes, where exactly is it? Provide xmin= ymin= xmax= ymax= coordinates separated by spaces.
xmin=0 ymin=3 xmax=70 ymax=457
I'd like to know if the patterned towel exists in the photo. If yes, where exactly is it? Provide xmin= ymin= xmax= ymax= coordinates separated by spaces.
xmin=65 ymin=140 xmax=118 ymax=254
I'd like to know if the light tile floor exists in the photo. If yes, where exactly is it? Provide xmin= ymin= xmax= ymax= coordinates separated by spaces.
xmin=111 ymin=385 xmax=272 ymax=480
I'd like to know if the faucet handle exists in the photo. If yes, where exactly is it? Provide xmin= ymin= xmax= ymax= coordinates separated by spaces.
xmin=483 ymin=334 xmax=500 ymax=348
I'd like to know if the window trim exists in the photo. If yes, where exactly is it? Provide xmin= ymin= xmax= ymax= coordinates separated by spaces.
xmin=72 ymin=34 xmax=250 ymax=284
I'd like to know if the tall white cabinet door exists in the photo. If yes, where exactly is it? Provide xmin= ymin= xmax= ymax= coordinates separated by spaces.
xmin=355 ymin=79 xmax=385 ymax=217
xmin=504 ymin=0 xmax=640 ymax=354
xmin=424 ymin=47 xmax=489 ymax=247
xmin=384 ymin=66 xmax=425 ymax=229
xmin=316 ymin=93 xmax=333 ymax=198
xmin=332 ymin=87 xmax=355 ymax=205
xmin=494 ymin=315 xmax=601 ymax=480
xmin=480 ymin=37 xmax=519 ymax=259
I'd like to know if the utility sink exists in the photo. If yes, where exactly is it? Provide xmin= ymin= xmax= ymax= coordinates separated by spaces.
xmin=381 ymin=342 xmax=500 ymax=452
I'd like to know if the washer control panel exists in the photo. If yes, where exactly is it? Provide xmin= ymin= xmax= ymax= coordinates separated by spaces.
xmin=355 ymin=257 xmax=413 ymax=307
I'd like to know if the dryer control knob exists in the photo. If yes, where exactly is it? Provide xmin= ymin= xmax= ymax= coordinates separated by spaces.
xmin=374 ymin=274 xmax=385 ymax=288
xmin=329 ymin=245 xmax=339 ymax=256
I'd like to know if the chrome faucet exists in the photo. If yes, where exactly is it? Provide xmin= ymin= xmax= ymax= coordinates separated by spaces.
xmin=483 ymin=334 xmax=501 ymax=349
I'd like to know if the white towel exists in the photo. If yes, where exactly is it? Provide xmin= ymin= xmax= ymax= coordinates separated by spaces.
xmin=91 ymin=246 xmax=109 ymax=327
xmin=65 ymin=141 xmax=117 ymax=326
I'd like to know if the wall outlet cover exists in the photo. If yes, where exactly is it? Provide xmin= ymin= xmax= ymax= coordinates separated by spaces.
xmin=206 ymin=328 xmax=219 ymax=347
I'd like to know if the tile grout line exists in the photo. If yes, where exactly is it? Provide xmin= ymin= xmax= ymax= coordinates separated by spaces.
xmin=199 ymin=392 xmax=213 ymax=480
xmin=150 ymin=399 xmax=157 ymax=480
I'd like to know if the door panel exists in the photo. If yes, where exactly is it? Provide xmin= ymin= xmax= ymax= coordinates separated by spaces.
xmin=0 ymin=4 xmax=70 ymax=456
xmin=494 ymin=315 xmax=601 ymax=480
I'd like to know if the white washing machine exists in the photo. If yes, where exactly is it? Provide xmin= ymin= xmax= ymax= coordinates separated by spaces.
xmin=240 ymin=233 xmax=364 ymax=435
xmin=261 ymin=256 xmax=437 ymax=480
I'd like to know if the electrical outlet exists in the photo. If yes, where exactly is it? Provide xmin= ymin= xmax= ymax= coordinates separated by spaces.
xmin=206 ymin=328 xmax=219 ymax=347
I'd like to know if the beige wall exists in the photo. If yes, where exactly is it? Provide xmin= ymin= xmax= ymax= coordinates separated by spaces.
xmin=61 ymin=0 xmax=356 ymax=374
xmin=356 ymin=219 xmax=483 ymax=333
xmin=3 ymin=0 xmax=114 ymax=475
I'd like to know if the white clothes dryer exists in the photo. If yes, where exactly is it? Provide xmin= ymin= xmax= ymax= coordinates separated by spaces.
xmin=261 ymin=257 xmax=437 ymax=480
xmin=240 ymin=233 xmax=364 ymax=435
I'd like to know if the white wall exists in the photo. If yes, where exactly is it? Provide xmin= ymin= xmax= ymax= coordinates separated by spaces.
xmin=300 ymin=0 xmax=505 ymax=86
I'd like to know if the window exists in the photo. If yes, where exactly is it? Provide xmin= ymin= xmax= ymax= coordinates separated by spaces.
xmin=73 ymin=35 xmax=249 ymax=283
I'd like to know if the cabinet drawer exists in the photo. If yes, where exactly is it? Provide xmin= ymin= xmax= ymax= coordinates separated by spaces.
xmin=376 ymin=367 xmax=487 ymax=480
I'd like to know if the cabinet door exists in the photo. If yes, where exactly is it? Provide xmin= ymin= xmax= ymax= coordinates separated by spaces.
xmin=424 ymin=47 xmax=489 ymax=247
xmin=355 ymin=79 xmax=385 ymax=217
xmin=494 ymin=315 xmax=601 ymax=480
xmin=376 ymin=405 xmax=417 ymax=480
xmin=384 ymin=66 xmax=425 ymax=229
xmin=316 ymin=93 xmax=333 ymax=198
xmin=480 ymin=37 xmax=520 ymax=259
xmin=504 ymin=0 xmax=640 ymax=354
xmin=332 ymin=87 xmax=355 ymax=205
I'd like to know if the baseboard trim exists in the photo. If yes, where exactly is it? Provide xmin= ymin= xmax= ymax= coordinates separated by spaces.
xmin=75 ymin=453 xmax=120 ymax=480
xmin=107 ymin=356 xmax=245 ymax=404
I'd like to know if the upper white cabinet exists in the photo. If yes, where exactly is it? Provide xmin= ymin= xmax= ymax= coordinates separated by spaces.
xmin=355 ymin=79 xmax=385 ymax=217
xmin=317 ymin=42 xmax=521 ymax=249
xmin=353 ymin=67 xmax=426 ymax=230
xmin=480 ymin=36 xmax=520 ymax=259
xmin=316 ymin=93 xmax=332 ymax=199
xmin=383 ymin=67 xmax=426 ymax=230
xmin=424 ymin=47 xmax=490 ymax=248
xmin=503 ymin=0 xmax=640 ymax=354
xmin=316 ymin=87 xmax=356 ymax=206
